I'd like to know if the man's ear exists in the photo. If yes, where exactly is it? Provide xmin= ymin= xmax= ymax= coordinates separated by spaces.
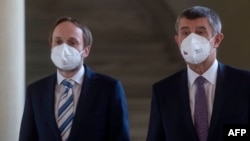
xmin=214 ymin=33 xmax=224 ymax=48
xmin=82 ymin=45 xmax=91 ymax=58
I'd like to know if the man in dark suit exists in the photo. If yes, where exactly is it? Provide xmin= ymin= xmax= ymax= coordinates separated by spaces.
xmin=19 ymin=17 xmax=130 ymax=141
xmin=146 ymin=6 xmax=250 ymax=141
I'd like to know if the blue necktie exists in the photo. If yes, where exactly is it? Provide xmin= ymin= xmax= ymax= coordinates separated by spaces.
xmin=194 ymin=76 xmax=208 ymax=141
xmin=58 ymin=79 xmax=75 ymax=141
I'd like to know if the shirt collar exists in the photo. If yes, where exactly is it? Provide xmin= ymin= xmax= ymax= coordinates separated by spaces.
xmin=57 ymin=65 xmax=85 ymax=85
xmin=188 ymin=59 xmax=218 ymax=86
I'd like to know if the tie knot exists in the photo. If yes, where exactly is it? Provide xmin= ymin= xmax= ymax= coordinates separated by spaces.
xmin=61 ymin=79 xmax=74 ymax=88
xmin=195 ymin=76 xmax=206 ymax=86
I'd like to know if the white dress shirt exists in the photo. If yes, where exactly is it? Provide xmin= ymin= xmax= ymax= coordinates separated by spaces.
xmin=187 ymin=59 xmax=218 ymax=126
xmin=54 ymin=65 xmax=84 ymax=118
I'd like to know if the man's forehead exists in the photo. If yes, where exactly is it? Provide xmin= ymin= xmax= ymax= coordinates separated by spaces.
xmin=53 ymin=23 xmax=83 ymax=39
xmin=180 ymin=26 xmax=207 ymax=31
xmin=178 ymin=17 xmax=211 ymax=30
xmin=54 ymin=22 xmax=82 ymax=34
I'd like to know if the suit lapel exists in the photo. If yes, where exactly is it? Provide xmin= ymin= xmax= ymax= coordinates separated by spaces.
xmin=44 ymin=73 xmax=62 ymax=140
xmin=208 ymin=63 xmax=232 ymax=140
xmin=69 ymin=65 xmax=97 ymax=140
xmin=179 ymin=70 xmax=199 ymax=140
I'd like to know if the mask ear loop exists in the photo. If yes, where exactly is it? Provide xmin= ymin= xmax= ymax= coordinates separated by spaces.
xmin=208 ymin=33 xmax=217 ymax=42
xmin=207 ymin=33 xmax=218 ymax=55
xmin=79 ymin=50 xmax=85 ymax=54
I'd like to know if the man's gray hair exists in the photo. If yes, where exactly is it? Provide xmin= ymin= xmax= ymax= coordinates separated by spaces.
xmin=175 ymin=6 xmax=222 ymax=35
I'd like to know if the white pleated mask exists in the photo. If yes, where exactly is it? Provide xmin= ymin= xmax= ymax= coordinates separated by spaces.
xmin=180 ymin=33 xmax=215 ymax=64
xmin=51 ymin=43 xmax=83 ymax=71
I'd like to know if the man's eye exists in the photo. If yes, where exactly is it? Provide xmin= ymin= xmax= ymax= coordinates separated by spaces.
xmin=181 ymin=31 xmax=190 ymax=36
xmin=68 ymin=42 xmax=76 ymax=46
xmin=54 ymin=40 xmax=62 ymax=45
xmin=196 ymin=31 xmax=205 ymax=35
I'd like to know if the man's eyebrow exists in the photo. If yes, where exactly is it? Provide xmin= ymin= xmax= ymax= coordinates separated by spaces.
xmin=54 ymin=36 xmax=60 ymax=38
xmin=180 ymin=26 xmax=189 ymax=31
xmin=196 ymin=26 xmax=207 ymax=30
xmin=69 ymin=37 xmax=77 ymax=40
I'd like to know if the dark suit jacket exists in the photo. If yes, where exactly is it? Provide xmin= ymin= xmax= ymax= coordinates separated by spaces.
xmin=146 ymin=62 xmax=250 ymax=141
xmin=19 ymin=65 xmax=130 ymax=141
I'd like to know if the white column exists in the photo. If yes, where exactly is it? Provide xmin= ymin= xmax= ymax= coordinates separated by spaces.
xmin=0 ymin=0 xmax=25 ymax=141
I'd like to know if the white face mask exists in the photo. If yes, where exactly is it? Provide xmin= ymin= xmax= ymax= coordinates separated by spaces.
xmin=180 ymin=33 xmax=215 ymax=64
xmin=51 ymin=43 xmax=83 ymax=71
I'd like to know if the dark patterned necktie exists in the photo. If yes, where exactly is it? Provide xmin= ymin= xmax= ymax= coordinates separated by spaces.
xmin=194 ymin=76 xmax=208 ymax=141
xmin=58 ymin=79 xmax=75 ymax=141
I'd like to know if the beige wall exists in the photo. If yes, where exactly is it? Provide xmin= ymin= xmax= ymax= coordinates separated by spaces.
xmin=164 ymin=0 xmax=250 ymax=70
xmin=0 ymin=0 xmax=25 ymax=140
